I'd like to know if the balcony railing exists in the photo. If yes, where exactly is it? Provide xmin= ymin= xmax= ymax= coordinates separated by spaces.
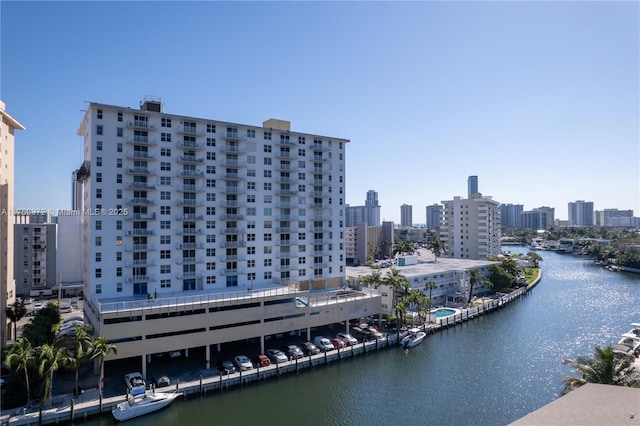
xmin=127 ymin=229 xmax=154 ymax=236
xmin=127 ymin=198 xmax=155 ymax=205
xmin=126 ymin=182 xmax=156 ymax=190
xmin=125 ymin=213 xmax=156 ymax=221
xmin=176 ymin=257 xmax=205 ymax=265
xmin=220 ymin=241 xmax=247 ymax=248
xmin=125 ymin=259 xmax=155 ymax=267
xmin=177 ymin=141 xmax=205 ymax=150
xmin=126 ymin=151 xmax=156 ymax=160
xmin=175 ymin=243 xmax=204 ymax=250
xmin=176 ymin=228 xmax=203 ymax=235
xmin=177 ymin=170 xmax=205 ymax=178
xmin=127 ymin=167 xmax=154 ymax=175
xmin=176 ymin=214 xmax=204 ymax=221
xmin=126 ymin=135 xmax=157 ymax=145
xmin=220 ymin=214 xmax=244 ymax=221
xmin=125 ymin=244 xmax=156 ymax=252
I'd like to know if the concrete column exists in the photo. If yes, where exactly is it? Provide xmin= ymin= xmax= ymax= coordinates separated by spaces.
xmin=205 ymin=345 xmax=210 ymax=370
xmin=141 ymin=355 xmax=147 ymax=379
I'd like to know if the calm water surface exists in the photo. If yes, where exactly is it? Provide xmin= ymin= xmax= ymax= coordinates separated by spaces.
xmin=82 ymin=248 xmax=640 ymax=426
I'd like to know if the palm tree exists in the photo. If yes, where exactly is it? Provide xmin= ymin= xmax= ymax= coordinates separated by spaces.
xmin=467 ymin=269 xmax=483 ymax=305
xmin=384 ymin=268 xmax=410 ymax=327
xmin=90 ymin=336 xmax=118 ymax=410
xmin=406 ymin=289 xmax=429 ymax=328
xmin=37 ymin=343 xmax=69 ymax=409
xmin=63 ymin=324 xmax=94 ymax=397
xmin=425 ymin=281 xmax=437 ymax=316
xmin=5 ymin=336 xmax=35 ymax=406
xmin=427 ymin=236 xmax=446 ymax=263
xmin=6 ymin=300 xmax=27 ymax=342
xmin=363 ymin=269 xmax=384 ymax=289
xmin=562 ymin=346 xmax=640 ymax=395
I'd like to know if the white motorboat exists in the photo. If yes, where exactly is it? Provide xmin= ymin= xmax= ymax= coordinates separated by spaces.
xmin=112 ymin=391 xmax=182 ymax=421
xmin=612 ymin=323 xmax=640 ymax=356
xmin=401 ymin=328 xmax=427 ymax=349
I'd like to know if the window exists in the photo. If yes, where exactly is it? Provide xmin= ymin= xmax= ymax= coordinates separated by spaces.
xmin=97 ymin=141 xmax=103 ymax=151
xmin=206 ymin=206 xmax=215 ymax=215
xmin=95 ymin=236 xmax=102 ymax=246
xmin=161 ymin=162 xmax=171 ymax=171
xmin=206 ymin=179 xmax=215 ymax=188
xmin=96 ymin=157 xmax=102 ymax=166
xmin=263 ymin=182 xmax=272 ymax=191
xmin=264 ymin=208 xmax=272 ymax=216
xmin=247 ymin=246 xmax=256 ymax=255
xmin=161 ymin=148 xmax=171 ymax=156
xmin=207 ymin=276 xmax=216 ymax=285
xmin=264 ymin=132 xmax=272 ymax=140
xmin=206 ymin=137 xmax=216 ymax=147
xmin=96 ymin=109 xmax=103 ymax=119
xmin=160 ymin=220 xmax=171 ymax=229
xmin=264 ymin=246 xmax=272 ymax=254
xmin=207 ymin=193 xmax=215 ymax=202
xmin=247 ymin=234 xmax=256 ymax=241
xmin=161 ymin=279 xmax=171 ymax=288
xmin=95 ymin=268 xmax=102 ymax=278
xmin=298 ymin=172 xmax=305 ymax=180
xmin=96 ymin=189 xmax=102 ymax=199
xmin=206 ymin=262 xmax=215 ymax=271
xmin=96 ymin=172 xmax=102 ymax=183
xmin=95 ymin=252 xmax=101 ymax=262
xmin=247 ymin=207 xmax=256 ymax=216
xmin=160 ymin=250 xmax=171 ymax=259
xmin=161 ymin=265 xmax=171 ymax=274
xmin=264 ymin=271 xmax=272 ymax=279
xmin=264 ymin=259 xmax=272 ymax=267
xmin=247 ymin=220 xmax=256 ymax=229
xmin=117 ymin=112 xmax=123 ymax=122
xmin=247 ymin=129 xmax=255 ymax=138
xmin=116 ymin=174 xmax=122 ymax=184
xmin=247 ymin=156 xmax=256 ymax=164
xmin=96 ymin=125 xmax=103 ymax=135
xmin=247 ymin=181 xmax=256 ymax=190
xmin=298 ymin=184 xmax=305 ymax=192
xmin=247 ymin=195 xmax=256 ymax=203
xmin=160 ymin=206 xmax=171 ymax=215
xmin=264 ymin=170 xmax=272 ymax=178
xmin=96 ymin=284 xmax=102 ymax=294
xmin=117 ymin=127 xmax=123 ymax=137
xmin=206 ymin=165 xmax=215 ymax=174
xmin=264 ymin=144 xmax=272 ymax=153
xmin=116 ymin=251 xmax=122 ymax=261
xmin=160 ymin=176 xmax=172 ymax=185
xmin=161 ymin=132 xmax=171 ymax=142
xmin=206 ymin=248 xmax=216 ymax=257
xmin=247 ymin=259 xmax=256 ymax=268
xmin=298 ymin=148 xmax=305 ymax=157
xmin=116 ymin=267 xmax=122 ymax=277
xmin=116 ymin=189 xmax=122 ymax=199
xmin=206 ymin=234 xmax=215 ymax=243
xmin=160 ymin=235 xmax=171 ymax=245
xmin=298 ymin=136 xmax=305 ymax=144
xmin=207 ymin=152 xmax=215 ymax=160
xmin=161 ymin=118 xmax=172 ymax=127
xmin=160 ymin=191 xmax=171 ymax=200
xmin=207 ymin=124 xmax=216 ymax=133
xmin=206 ymin=220 xmax=215 ymax=229
xmin=264 ymin=158 xmax=272 ymax=165
xmin=117 ymin=159 xmax=122 ymax=168
xmin=117 ymin=143 xmax=123 ymax=152
xmin=264 ymin=233 xmax=272 ymax=241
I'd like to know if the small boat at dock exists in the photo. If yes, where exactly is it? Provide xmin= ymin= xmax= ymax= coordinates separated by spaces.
xmin=401 ymin=328 xmax=427 ymax=349
xmin=112 ymin=391 xmax=182 ymax=421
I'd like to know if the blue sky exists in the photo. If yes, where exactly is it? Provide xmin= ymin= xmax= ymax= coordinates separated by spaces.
xmin=2 ymin=1 xmax=638 ymax=222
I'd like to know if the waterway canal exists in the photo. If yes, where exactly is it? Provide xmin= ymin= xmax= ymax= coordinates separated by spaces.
xmin=81 ymin=247 xmax=640 ymax=425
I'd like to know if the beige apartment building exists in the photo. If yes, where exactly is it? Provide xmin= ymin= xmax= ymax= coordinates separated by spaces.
xmin=1 ymin=100 xmax=25 ymax=347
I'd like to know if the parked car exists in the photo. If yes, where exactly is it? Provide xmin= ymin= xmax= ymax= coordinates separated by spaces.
xmin=59 ymin=305 xmax=73 ymax=314
xmin=252 ymin=354 xmax=271 ymax=368
xmin=234 ymin=355 xmax=253 ymax=371
xmin=266 ymin=349 xmax=288 ymax=364
xmin=300 ymin=341 xmax=320 ymax=356
xmin=314 ymin=336 xmax=334 ymax=352
xmin=22 ymin=297 xmax=35 ymax=305
xmin=217 ymin=359 xmax=235 ymax=375
xmin=124 ymin=372 xmax=146 ymax=397
xmin=331 ymin=338 xmax=347 ymax=349
xmin=33 ymin=303 xmax=43 ymax=312
xmin=152 ymin=375 xmax=171 ymax=388
xmin=281 ymin=344 xmax=304 ymax=360
xmin=336 ymin=332 xmax=358 ymax=346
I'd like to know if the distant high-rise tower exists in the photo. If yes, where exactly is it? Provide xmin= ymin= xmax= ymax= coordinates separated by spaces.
xmin=400 ymin=204 xmax=413 ymax=227
xmin=468 ymin=175 xmax=479 ymax=198
xmin=364 ymin=190 xmax=381 ymax=226
xmin=426 ymin=204 xmax=444 ymax=229
xmin=0 ymin=100 xmax=25 ymax=347
xmin=500 ymin=204 xmax=524 ymax=228
xmin=568 ymin=200 xmax=594 ymax=226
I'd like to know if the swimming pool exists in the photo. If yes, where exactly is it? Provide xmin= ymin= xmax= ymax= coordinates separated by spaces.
xmin=430 ymin=308 xmax=457 ymax=318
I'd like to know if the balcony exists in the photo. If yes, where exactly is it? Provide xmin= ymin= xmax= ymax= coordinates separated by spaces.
xmin=222 ymin=172 xmax=246 ymax=180
xmin=220 ymin=200 xmax=242 ymax=208
xmin=220 ymin=268 xmax=246 ymax=275
xmin=312 ymin=143 xmax=330 ymax=152
xmin=310 ymin=203 xmax=327 ymax=209
xmin=177 ymin=272 xmax=204 ymax=280
xmin=177 ymin=141 xmax=205 ymax=150
xmin=220 ymin=214 xmax=244 ymax=221
xmin=275 ymin=264 xmax=295 ymax=272
xmin=176 ymin=126 xmax=204 ymax=136
xmin=276 ymin=250 xmax=298 ymax=259
xmin=276 ymin=239 xmax=298 ymax=246
xmin=126 ymin=182 xmax=156 ymax=190
xmin=176 ymin=184 xmax=204 ymax=192
xmin=126 ymin=229 xmax=154 ymax=236
xmin=276 ymin=138 xmax=296 ymax=147
xmin=176 ymin=213 xmax=204 ymax=221
xmin=313 ymin=180 xmax=329 ymax=186
xmin=127 ymin=198 xmax=155 ymax=206
xmin=222 ymin=132 xmax=245 ymax=141
xmin=276 ymin=190 xmax=298 ymax=196
xmin=176 ymin=257 xmax=205 ymax=265
xmin=276 ymin=151 xmax=294 ymax=159
xmin=125 ymin=244 xmax=156 ymax=252
xmin=125 ymin=259 xmax=156 ymax=267
xmin=276 ymin=202 xmax=296 ymax=209
xmin=276 ymin=227 xmax=297 ymax=233
xmin=176 ymin=228 xmax=203 ymax=235
xmin=125 ymin=213 xmax=156 ymax=221
xmin=178 ymin=155 xmax=204 ymax=164
xmin=278 ymin=214 xmax=298 ymax=221
xmin=127 ymin=167 xmax=155 ymax=175
xmin=312 ymin=155 xmax=329 ymax=163
xmin=126 ymin=151 xmax=156 ymax=161
xmin=220 ymin=186 xmax=242 ymax=194
xmin=222 ymin=159 xmax=247 ymax=167
xmin=276 ymin=163 xmax=298 ymax=172
xmin=127 ymin=275 xmax=153 ymax=283
xmin=219 ymin=228 xmax=245 ymax=235
xmin=176 ymin=199 xmax=205 ymax=207
xmin=276 ymin=177 xmax=297 ymax=184
xmin=126 ymin=135 xmax=157 ymax=146
xmin=175 ymin=243 xmax=204 ymax=250
xmin=313 ymin=262 xmax=329 ymax=268
xmin=220 ymin=241 xmax=247 ymax=248
xmin=127 ymin=120 xmax=155 ymax=130
xmin=220 ymin=143 xmax=244 ymax=153
xmin=177 ymin=170 xmax=204 ymax=178
xmin=222 ymin=254 xmax=247 ymax=262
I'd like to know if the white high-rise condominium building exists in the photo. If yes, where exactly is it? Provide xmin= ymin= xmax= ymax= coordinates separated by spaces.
xmin=74 ymin=99 xmax=381 ymax=372
xmin=77 ymin=99 xmax=348 ymax=299
xmin=0 ymin=100 xmax=25 ymax=346
xmin=440 ymin=195 xmax=501 ymax=260
xmin=568 ymin=200 xmax=594 ymax=226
